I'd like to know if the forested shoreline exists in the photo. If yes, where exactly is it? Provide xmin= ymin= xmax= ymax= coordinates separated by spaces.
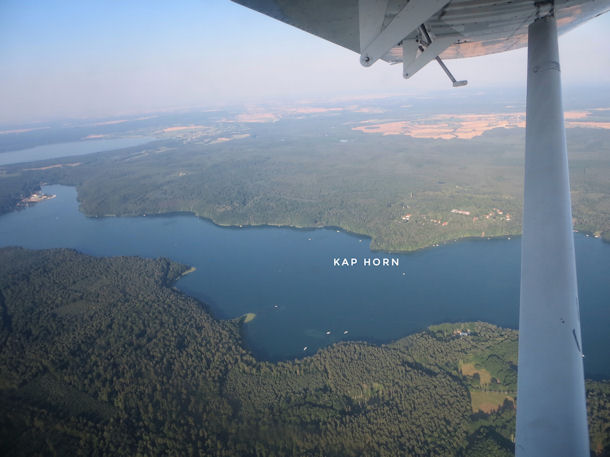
xmin=1 ymin=113 xmax=609 ymax=251
xmin=0 ymin=247 xmax=608 ymax=456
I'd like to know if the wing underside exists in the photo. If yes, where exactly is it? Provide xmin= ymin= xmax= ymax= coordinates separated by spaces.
xmin=232 ymin=0 xmax=609 ymax=66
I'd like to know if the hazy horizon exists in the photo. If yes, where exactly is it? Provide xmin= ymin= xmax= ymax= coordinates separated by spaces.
xmin=1 ymin=0 xmax=609 ymax=125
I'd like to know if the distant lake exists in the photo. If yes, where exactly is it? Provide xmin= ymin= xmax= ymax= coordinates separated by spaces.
xmin=0 ymin=137 xmax=154 ymax=165
xmin=1 ymin=185 xmax=609 ymax=379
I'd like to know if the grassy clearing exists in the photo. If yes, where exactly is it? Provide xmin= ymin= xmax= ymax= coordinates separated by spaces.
xmin=470 ymin=391 xmax=514 ymax=414
xmin=460 ymin=361 xmax=492 ymax=386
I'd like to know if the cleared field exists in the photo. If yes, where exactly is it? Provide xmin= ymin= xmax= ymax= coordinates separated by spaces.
xmin=460 ymin=361 xmax=492 ymax=386
xmin=470 ymin=391 xmax=514 ymax=414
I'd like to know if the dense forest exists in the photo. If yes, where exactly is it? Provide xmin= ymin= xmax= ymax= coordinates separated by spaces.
xmin=0 ymin=248 xmax=608 ymax=456
xmin=1 ymin=104 xmax=609 ymax=251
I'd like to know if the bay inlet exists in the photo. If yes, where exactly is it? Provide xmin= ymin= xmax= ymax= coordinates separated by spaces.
xmin=1 ymin=184 xmax=608 ymax=379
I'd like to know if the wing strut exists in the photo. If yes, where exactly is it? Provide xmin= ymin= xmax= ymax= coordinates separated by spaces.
xmin=418 ymin=26 xmax=467 ymax=87
xmin=401 ymin=34 xmax=457 ymax=79
xmin=515 ymin=14 xmax=589 ymax=457
xmin=359 ymin=0 xmax=449 ymax=67
xmin=434 ymin=56 xmax=467 ymax=87
xmin=359 ymin=1 xmax=465 ymax=85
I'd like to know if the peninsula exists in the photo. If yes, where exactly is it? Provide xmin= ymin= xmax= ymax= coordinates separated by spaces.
xmin=1 ymin=247 xmax=608 ymax=456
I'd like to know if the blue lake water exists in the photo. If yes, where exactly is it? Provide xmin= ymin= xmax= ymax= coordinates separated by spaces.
xmin=1 ymin=185 xmax=608 ymax=378
xmin=0 ymin=137 xmax=155 ymax=165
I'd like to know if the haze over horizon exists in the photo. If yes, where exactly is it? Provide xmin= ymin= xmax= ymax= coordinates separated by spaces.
xmin=1 ymin=0 xmax=609 ymax=125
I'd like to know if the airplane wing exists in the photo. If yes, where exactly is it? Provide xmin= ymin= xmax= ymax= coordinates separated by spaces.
xmin=231 ymin=1 xmax=610 ymax=456
xmin=232 ymin=0 xmax=609 ymax=79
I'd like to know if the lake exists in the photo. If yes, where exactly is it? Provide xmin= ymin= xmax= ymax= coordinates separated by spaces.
xmin=0 ymin=137 xmax=155 ymax=166
xmin=1 ymin=185 xmax=608 ymax=378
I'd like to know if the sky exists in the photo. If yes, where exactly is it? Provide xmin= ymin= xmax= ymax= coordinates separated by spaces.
xmin=0 ymin=0 xmax=609 ymax=125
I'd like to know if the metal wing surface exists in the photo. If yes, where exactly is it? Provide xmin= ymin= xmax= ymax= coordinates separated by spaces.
xmin=232 ymin=0 xmax=609 ymax=64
